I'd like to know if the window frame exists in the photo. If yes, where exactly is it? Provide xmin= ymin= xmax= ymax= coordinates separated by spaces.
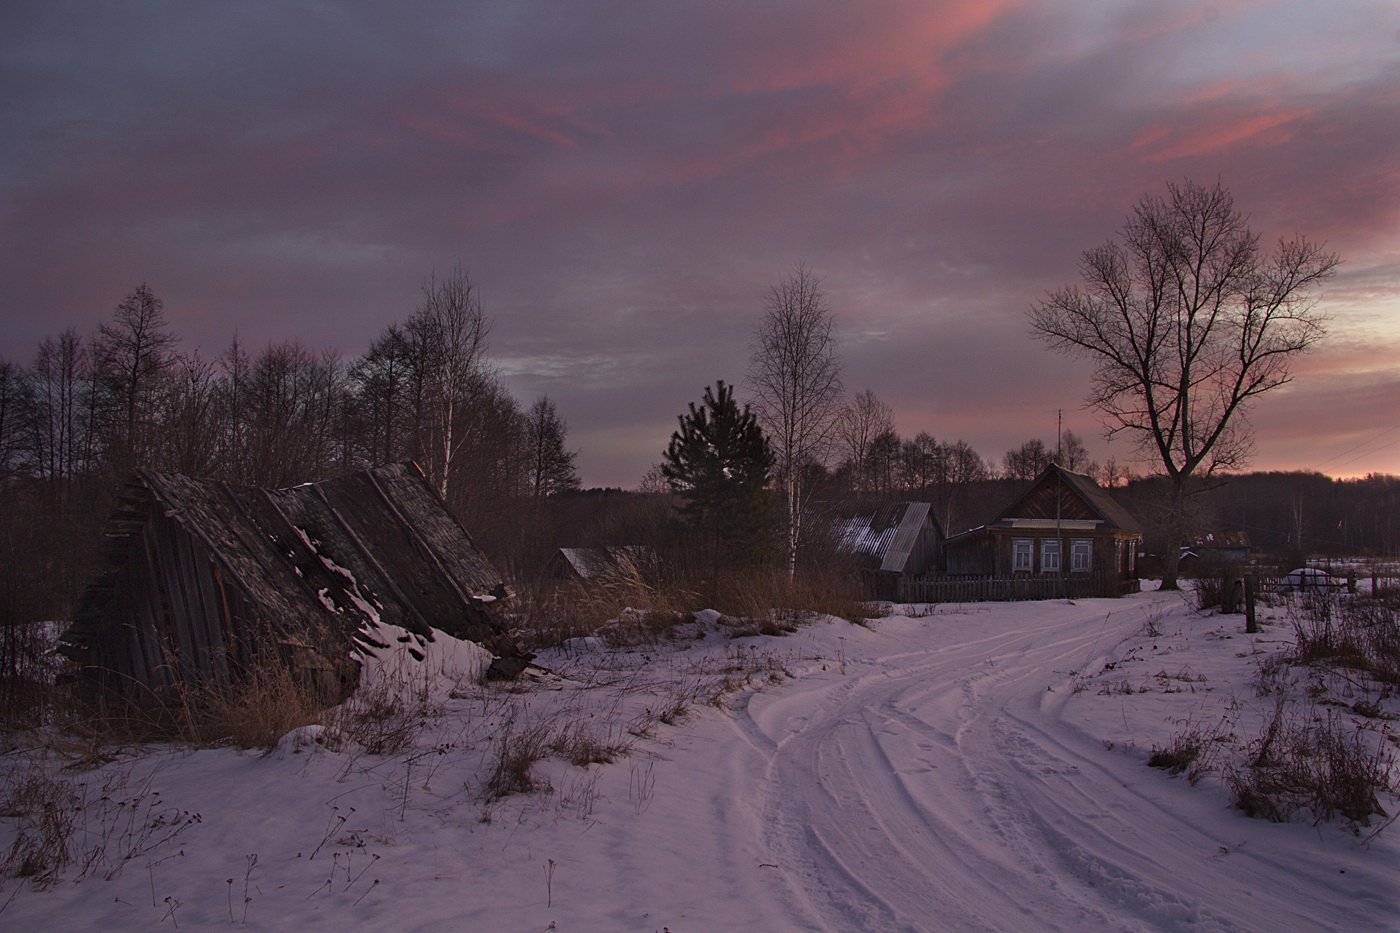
xmin=1071 ymin=538 xmax=1092 ymax=573
xmin=1040 ymin=537 xmax=1061 ymax=574
xmin=1012 ymin=538 xmax=1033 ymax=573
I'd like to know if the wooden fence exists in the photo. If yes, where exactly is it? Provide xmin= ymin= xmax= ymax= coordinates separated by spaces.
xmin=896 ymin=572 xmax=1136 ymax=604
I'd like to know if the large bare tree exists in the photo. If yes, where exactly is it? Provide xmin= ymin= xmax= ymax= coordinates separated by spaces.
xmin=750 ymin=264 xmax=843 ymax=576
xmin=1030 ymin=179 xmax=1338 ymax=588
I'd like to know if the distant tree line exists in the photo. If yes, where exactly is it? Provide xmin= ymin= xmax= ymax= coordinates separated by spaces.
xmin=1122 ymin=471 xmax=1400 ymax=564
xmin=0 ymin=269 xmax=580 ymax=632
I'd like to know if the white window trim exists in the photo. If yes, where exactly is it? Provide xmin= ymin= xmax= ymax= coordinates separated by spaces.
xmin=1040 ymin=538 xmax=1061 ymax=574
xmin=1012 ymin=538 xmax=1033 ymax=573
xmin=1071 ymin=539 xmax=1092 ymax=573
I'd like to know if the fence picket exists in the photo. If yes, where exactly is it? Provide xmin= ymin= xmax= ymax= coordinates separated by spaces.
xmin=895 ymin=572 xmax=1133 ymax=603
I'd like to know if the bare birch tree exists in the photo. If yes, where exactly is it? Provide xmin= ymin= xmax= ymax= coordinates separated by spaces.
xmin=407 ymin=266 xmax=489 ymax=501
xmin=1030 ymin=179 xmax=1338 ymax=589
xmin=749 ymin=263 xmax=843 ymax=576
xmin=837 ymin=388 xmax=895 ymax=493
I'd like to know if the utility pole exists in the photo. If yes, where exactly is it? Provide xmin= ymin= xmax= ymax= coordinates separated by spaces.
xmin=1056 ymin=409 xmax=1065 ymax=599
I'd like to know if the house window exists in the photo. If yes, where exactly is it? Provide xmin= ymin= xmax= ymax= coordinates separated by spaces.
xmin=1040 ymin=538 xmax=1061 ymax=573
xmin=1071 ymin=539 xmax=1092 ymax=573
xmin=1012 ymin=538 xmax=1033 ymax=572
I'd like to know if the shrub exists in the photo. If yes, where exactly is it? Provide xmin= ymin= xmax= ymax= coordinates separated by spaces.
xmin=1289 ymin=591 xmax=1400 ymax=685
xmin=484 ymin=717 xmax=552 ymax=798
xmin=1147 ymin=716 xmax=1228 ymax=785
xmin=0 ymin=622 xmax=61 ymax=732
xmin=1226 ymin=707 xmax=1394 ymax=827
xmin=1191 ymin=575 xmax=1224 ymax=612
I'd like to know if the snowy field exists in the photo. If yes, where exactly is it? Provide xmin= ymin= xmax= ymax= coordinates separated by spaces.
xmin=3 ymin=589 xmax=1397 ymax=931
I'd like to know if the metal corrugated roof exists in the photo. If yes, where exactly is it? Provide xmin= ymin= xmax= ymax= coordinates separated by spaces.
xmin=825 ymin=501 xmax=936 ymax=574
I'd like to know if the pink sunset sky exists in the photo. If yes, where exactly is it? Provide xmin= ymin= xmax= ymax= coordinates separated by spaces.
xmin=2 ymin=1 xmax=1397 ymax=486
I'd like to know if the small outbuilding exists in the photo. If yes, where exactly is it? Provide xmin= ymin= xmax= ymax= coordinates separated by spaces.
xmin=550 ymin=546 xmax=658 ymax=584
xmin=61 ymin=462 xmax=515 ymax=707
xmin=944 ymin=464 xmax=1140 ymax=592
xmin=1177 ymin=531 xmax=1253 ymax=575
xmin=822 ymin=501 xmax=944 ymax=599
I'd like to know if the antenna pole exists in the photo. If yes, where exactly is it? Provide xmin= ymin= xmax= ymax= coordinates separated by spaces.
xmin=1056 ymin=409 xmax=1064 ymax=598
xmin=1056 ymin=408 xmax=1063 ymax=465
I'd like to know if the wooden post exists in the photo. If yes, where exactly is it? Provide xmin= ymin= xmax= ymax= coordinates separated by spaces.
xmin=1244 ymin=574 xmax=1258 ymax=634
xmin=1222 ymin=567 xmax=1237 ymax=613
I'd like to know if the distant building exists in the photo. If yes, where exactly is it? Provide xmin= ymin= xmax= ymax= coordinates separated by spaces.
xmin=944 ymin=464 xmax=1141 ymax=588
xmin=550 ymin=546 xmax=658 ymax=583
xmin=1178 ymin=531 xmax=1253 ymax=574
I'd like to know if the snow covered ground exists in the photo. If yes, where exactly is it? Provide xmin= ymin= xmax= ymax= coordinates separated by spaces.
xmin=3 ymin=589 xmax=1397 ymax=931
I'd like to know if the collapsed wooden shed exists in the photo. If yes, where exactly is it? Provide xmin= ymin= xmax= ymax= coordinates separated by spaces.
xmin=60 ymin=462 xmax=514 ymax=707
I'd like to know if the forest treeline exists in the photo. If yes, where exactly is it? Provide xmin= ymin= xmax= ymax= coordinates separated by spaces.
xmin=2 ymin=276 xmax=1397 ymax=639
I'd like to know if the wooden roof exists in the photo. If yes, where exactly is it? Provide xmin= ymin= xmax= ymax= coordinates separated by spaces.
xmin=62 ymin=462 xmax=508 ymax=674
xmin=992 ymin=465 xmax=1142 ymax=535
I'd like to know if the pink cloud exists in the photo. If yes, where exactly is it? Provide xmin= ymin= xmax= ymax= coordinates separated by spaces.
xmin=1131 ymin=104 xmax=1311 ymax=161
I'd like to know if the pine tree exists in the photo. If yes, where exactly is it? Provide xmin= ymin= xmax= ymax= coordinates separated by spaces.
xmin=662 ymin=381 xmax=777 ymax=572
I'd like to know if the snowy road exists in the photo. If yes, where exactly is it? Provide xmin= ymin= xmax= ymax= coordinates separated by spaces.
xmin=720 ymin=595 xmax=1396 ymax=932
xmin=4 ymin=593 xmax=1394 ymax=931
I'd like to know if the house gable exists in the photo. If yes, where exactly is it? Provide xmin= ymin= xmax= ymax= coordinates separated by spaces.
xmin=944 ymin=465 xmax=1142 ymax=581
xmin=994 ymin=464 xmax=1138 ymax=532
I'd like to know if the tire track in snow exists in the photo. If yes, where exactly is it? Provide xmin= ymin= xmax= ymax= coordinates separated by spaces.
xmin=729 ymin=598 xmax=1274 ymax=931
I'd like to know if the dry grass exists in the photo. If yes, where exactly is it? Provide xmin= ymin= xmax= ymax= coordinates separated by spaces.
xmin=42 ymin=650 xmax=339 ymax=752
xmin=201 ymin=664 xmax=328 ymax=751
xmin=0 ymin=758 xmax=80 ymax=885
xmin=1289 ymin=591 xmax=1400 ymax=685
xmin=1226 ymin=705 xmax=1394 ymax=827
xmin=52 ymin=644 xmax=449 ymax=756
xmin=484 ymin=714 xmax=553 ymax=799
xmin=550 ymin=722 xmax=628 ymax=767
xmin=709 ymin=568 xmax=869 ymax=630
xmin=1 ymin=753 xmax=200 ymax=890
xmin=1147 ymin=714 xmax=1233 ymax=785
xmin=514 ymin=550 xmax=870 ymax=651
xmin=513 ymin=555 xmax=699 ymax=650
xmin=321 ymin=663 xmax=439 ymax=756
